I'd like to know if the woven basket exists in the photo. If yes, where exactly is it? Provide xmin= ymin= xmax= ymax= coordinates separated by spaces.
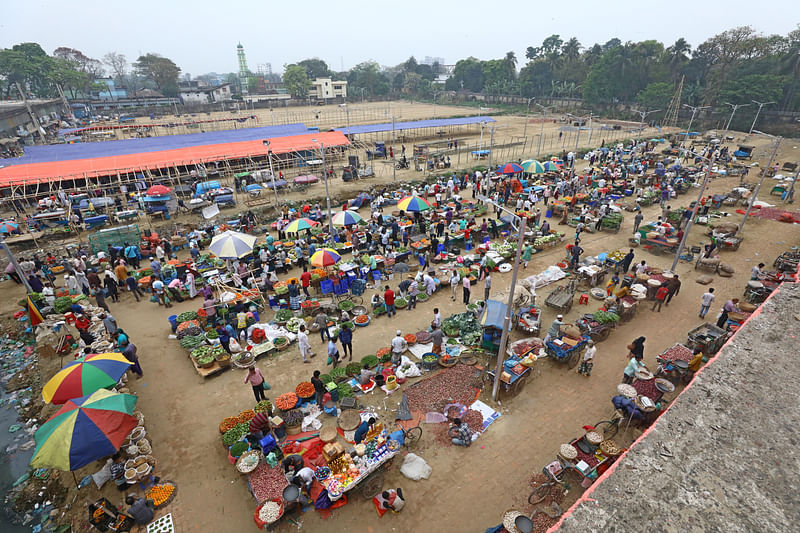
xmin=559 ymin=443 xmax=578 ymax=460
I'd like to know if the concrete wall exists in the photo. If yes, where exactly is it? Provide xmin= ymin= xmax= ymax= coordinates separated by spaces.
xmin=553 ymin=280 xmax=800 ymax=533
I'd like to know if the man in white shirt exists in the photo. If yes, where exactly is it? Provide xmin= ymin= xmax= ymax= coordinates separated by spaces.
xmin=699 ymin=288 xmax=715 ymax=318
xmin=297 ymin=325 xmax=313 ymax=363
xmin=449 ymin=271 xmax=460 ymax=301
xmin=635 ymin=261 xmax=648 ymax=275
xmin=577 ymin=340 xmax=596 ymax=377
xmin=391 ymin=330 xmax=407 ymax=365
xmin=292 ymin=466 xmax=316 ymax=494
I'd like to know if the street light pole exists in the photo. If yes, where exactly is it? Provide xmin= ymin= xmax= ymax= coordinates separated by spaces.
xmin=262 ymin=141 xmax=280 ymax=205
xmin=748 ymin=100 xmax=775 ymax=134
xmin=632 ymin=108 xmax=661 ymax=146
xmin=312 ymin=139 xmax=334 ymax=236
xmin=523 ymin=97 xmax=534 ymax=138
xmin=535 ymin=103 xmax=548 ymax=159
xmin=737 ymin=133 xmax=781 ymax=236
xmin=492 ymin=216 xmax=527 ymax=402
xmin=433 ymin=91 xmax=440 ymax=120
xmin=681 ymin=104 xmax=709 ymax=147
xmin=724 ymin=102 xmax=749 ymax=133
xmin=670 ymin=151 xmax=715 ymax=272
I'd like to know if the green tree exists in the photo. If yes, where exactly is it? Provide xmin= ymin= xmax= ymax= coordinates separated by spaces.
xmin=636 ymin=82 xmax=674 ymax=110
xmin=719 ymin=74 xmax=786 ymax=104
xmin=297 ymin=58 xmax=331 ymax=80
xmin=0 ymin=43 xmax=53 ymax=97
xmin=133 ymin=53 xmax=181 ymax=96
xmin=346 ymin=61 xmax=390 ymax=96
xmin=447 ymin=57 xmax=484 ymax=92
xmin=282 ymin=64 xmax=312 ymax=98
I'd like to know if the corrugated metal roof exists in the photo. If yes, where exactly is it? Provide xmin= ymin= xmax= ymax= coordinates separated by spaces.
xmin=334 ymin=116 xmax=495 ymax=135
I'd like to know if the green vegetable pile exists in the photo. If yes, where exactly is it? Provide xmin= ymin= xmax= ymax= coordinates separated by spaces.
xmin=345 ymin=362 xmax=361 ymax=376
xmin=177 ymin=311 xmax=198 ymax=322
xmin=336 ymin=383 xmax=354 ymax=398
xmin=273 ymin=337 xmax=287 ymax=346
xmin=286 ymin=317 xmax=305 ymax=333
xmin=338 ymin=300 xmax=354 ymax=312
xmin=592 ymin=311 xmax=620 ymax=324
xmin=180 ymin=334 xmax=206 ymax=350
xmin=442 ymin=312 xmax=480 ymax=339
xmin=222 ymin=423 xmax=249 ymax=446
xmin=275 ymin=309 xmax=294 ymax=322
xmin=330 ymin=367 xmax=347 ymax=380
xmin=319 ymin=374 xmax=333 ymax=384
xmin=191 ymin=346 xmax=212 ymax=359
xmin=423 ymin=354 xmax=437 ymax=363
xmin=395 ymin=297 xmax=408 ymax=308
xmin=417 ymin=293 xmax=428 ymax=301
xmin=360 ymin=355 xmax=378 ymax=368
xmin=379 ymin=352 xmax=392 ymax=363
xmin=342 ymin=321 xmax=354 ymax=330
xmin=53 ymin=296 xmax=73 ymax=314
xmin=230 ymin=441 xmax=249 ymax=457
xmin=205 ymin=329 xmax=218 ymax=339
xmin=373 ymin=306 xmax=386 ymax=316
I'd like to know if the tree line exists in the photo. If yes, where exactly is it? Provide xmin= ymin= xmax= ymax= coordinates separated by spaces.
xmin=0 ymin=43 xmax=182 ymax=99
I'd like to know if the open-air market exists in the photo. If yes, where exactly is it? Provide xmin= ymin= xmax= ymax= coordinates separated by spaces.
xmin=2 ymin=8 xmax=800 ymax=533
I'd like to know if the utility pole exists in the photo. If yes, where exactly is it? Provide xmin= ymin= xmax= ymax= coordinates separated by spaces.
xmin=632 ymin=108 xmax=660 ymax=145
xmin=748 ymin=100 xmax=775 ymax=134
xmin=737 ymin=133 xmax=781 ymax=236
xmin=492 ymin=217 xmax=527 ymax=402
xmin=2 ymin=242 xmax=32 ymax=293
xmin=262 ymin=141 xmax=281 ymax=205
xmin=670 ymin=152 xmax=715 ymax=272
xmin=392 ymin=116 xmax=396 ymax=181
xmin=488 ymin=127 xmax=495 ymax=171
xmin=681 ymin=104 xmax=709 ymax=147
xmin=723 ymin=102 xmax=749 ymax=133
xmin=535 ymin=103 xmax=548 ymax=159
xmin=523 ymin=97 xmax=534 ymax=138
xmin=785 ymin=166 xmax=799 ymax=203
xmin=586 ymin=111 xmax=594 ymax=146
xmin=312 ymin=139 xmax=334 ymax=235
xmin=433 ymin=91 xmax=440 ymax=120
xmin=15 ymin=82 xmax=45 ymax=140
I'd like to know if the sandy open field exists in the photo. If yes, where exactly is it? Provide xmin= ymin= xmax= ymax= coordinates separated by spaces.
xmin=6 ymin=104 xmax=800 ymax=532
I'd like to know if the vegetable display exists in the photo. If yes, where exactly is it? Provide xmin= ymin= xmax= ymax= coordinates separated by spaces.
xmin=238 ymin=410 xmax=256 ymax=424
xmin=275 ymin=309 xmax=294 ymax=322
xmin=379 ymin=352 xmax=392 ymax=363
xmin=258 ymin=501 xmax=281 ymax=524
xmin=404 ymin=334 xmax=417 ymax=345
xmin=319 ymin=374 xmax=332 ymax=384
xmin=180 ymin=334 xmax=206 ymax=350
xmin=345 ymin=362 xmax=361 ymax=376
xmin=220 ymin=416 xmax=239 ymax=433
xmin=176 ymin=320 xmax=201 ymax=338
xmin=283 ymin=409 xmax=303 ymax=427
xmin=338 ymin=300 xmax=355 ymax=312
xmin=53 ymin=296 xmax=74 ymax=314
xmin=330 ymin=367 xmax=347 ymax=380
xmin=286 ymin=317 xmax=305 ymax=333
xmin=275 ymin=393 xmax=298 ymax=411
xmin=230 ymin=441 xmax=249 ymax=457
xmin=295 ymin=382 xmax=315 ymax=398
xmin=376 ymin=347 xmax=391 ymax=358
xmin=360 ymin=355 xmax=378 ymax=368
xmin=273 ymin=337 xmax=288 ymax=346
xmin=336 ymin=383 xmax=354 ymax=398
xmin=395 ymin=297 xmax=408 ymax=308
xmin=354 ymin=315 xmax=370 ymax=325
xmin=254 ymin=400 xmax=272 ymax=414
xmin=592 ymin=311 xmax=620 ymax=324
xmin=222 ymin=423 xmax=249 ymax=446
xmin=177 ymin=311 xmax=198 ymax=322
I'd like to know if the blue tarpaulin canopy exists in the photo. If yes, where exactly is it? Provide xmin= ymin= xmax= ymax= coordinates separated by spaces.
xmin=479 ymin=299 xmax=508 ymax=330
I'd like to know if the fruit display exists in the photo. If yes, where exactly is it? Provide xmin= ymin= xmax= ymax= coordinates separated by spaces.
xmin=238 ymin=410 xmax=256 ymax=424
xmin=146 ymin=482 xmax=177 ymax=509
xmin=219 ymin=416 xmax=238 ymax=433
xmin=254 ymin=400 xmax=272 ymax=414
xmin=275 ymin=393 xmax=298 ymax=411
xmin=377 ymin=347 xmax=391 ymax=358
xmin=354 ymin=315 xmax=370 ymax=326
xmin=404 ymin=334 xmax=417 ymax=345
xmin=295 ymin=382 xmax=315 ymax=399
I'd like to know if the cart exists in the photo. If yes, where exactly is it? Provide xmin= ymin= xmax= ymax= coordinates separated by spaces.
xmin=686 ymin=323 xmax=729 ymax=356
xmin=479 ymin=300 xmax=515 ymax=354
xmin=717 ymin=236 xmax=743 ymax=251
xmin=576 ymin=314 xmax=615 ymax=343
xmin=544 ymin=336 xmax=589 ymax=368
xmin=774 ymin=251 xmax=800 ymax=273
xmin=545 ymin=279 xmax=576 ymax=314
xmin=482 ymin=354 xmax=533 ymax=396
xmin=643 ymin=237 xmax=679 ymax=255
xmin=576 ymin=264 xmax=607 ymax=290
xmin=599 ymin=213 xmax=624 ymax=233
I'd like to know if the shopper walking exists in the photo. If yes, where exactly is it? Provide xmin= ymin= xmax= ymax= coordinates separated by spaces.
xmin=244 ymin=366 xmax=268 ymax=402
xmin=699 ymin=288 xmax=715 ymax=318
xmin=462 ymin=275 xmax=471 ymax=305
xmin=339 ymin=323 xmax=353 ymax=361
xmin=297 ymin=324 xmax=313 ymax=363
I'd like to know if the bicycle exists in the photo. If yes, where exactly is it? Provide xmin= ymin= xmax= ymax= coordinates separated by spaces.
xmin=528 ymin=462 xmax=569 ymax=505
xmin=395 ymin=421 xmax=422 ymax=447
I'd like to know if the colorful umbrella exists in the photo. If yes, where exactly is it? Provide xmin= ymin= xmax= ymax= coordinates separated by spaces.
xmin=397 ymin=195 xmax=431 ymax=212
xmin=543 ymin=161 xmax=560 ymax=172
xmin=310 ymin=248 xmax=341 ymax=267
xmin=146 ymin=185 xmax=172 ymax=196
xmin=31 ymin=389 xmax=138 ymax=471
xmin=332 ymin=211 xmax=363 ymax=227
xmin=0 ymin=221 xmax=20 ymax=234
xmin=209 ymin=230 xmax=257 ymax=259
xmin=284 ymin=218 xmax=318 ymax=234
xmin=498 ymin=162 xmax=524 ymax=175
xmin=43 ymin=353 xmax=133 ymax=405
xmin=521 ymin=160 xmax=545 ymax=174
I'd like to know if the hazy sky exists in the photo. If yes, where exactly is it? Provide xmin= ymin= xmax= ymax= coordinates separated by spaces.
xmin=2 ymin=1 xmax=797 ymax=76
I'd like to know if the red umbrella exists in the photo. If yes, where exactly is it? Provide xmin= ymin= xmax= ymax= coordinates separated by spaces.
xmin=146 ymin=185 xmax=172 ymax=196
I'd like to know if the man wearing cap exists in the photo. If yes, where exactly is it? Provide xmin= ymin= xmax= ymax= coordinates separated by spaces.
xmin=391 ymin=330 xmax=407 ymax=365
xmin=544 ymin=315 xmax=564 ymax=344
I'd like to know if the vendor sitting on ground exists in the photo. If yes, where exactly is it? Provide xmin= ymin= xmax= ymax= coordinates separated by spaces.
xmin=354 ymin=417 xmax=376 ymax=444
xmin=126 ymin=495 xmax=155 ymax=525
xmin=371 ymin=292 xmax=384 ymax=311
xmin=450 ymin=417 xmax=473 ymax=447
xmin=282 ymin=454 xmax=305 ymax=476
xmin=373 ymin=488 xmax=405 ymax=516
xmin=109 ymin=453 xmax=127 ymax=490
xmin=358 ymin=363 xmax=377 ymax=385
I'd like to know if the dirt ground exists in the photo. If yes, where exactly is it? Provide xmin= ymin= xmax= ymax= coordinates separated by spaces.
xmin=5 ymin=117 xmax=800 ymax=532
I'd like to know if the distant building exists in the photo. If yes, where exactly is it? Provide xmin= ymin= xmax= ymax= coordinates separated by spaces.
xmin=422 ymin=56 xmax=445 ymax=66
xmin=0 ymin=99 xmax=62 ymax=141
xmin=311 ymin=78 xmax=347 ymax=100
xmin=92 ymin=78 xmax=129 ymax=101
xmin=179 ymin=83 xmax=233 ymax=105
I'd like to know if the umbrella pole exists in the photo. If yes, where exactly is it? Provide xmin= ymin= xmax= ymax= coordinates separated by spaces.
xmin=72 ymin=470 xmax=80 ymax=488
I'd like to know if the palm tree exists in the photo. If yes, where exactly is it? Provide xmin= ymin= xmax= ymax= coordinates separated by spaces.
xmin=525 ymin=46 xmax=538 ymax=61
xmin=666 ymin=38 xmax=692 ymax=83
xmin=505 ymin=51 xmax=517 ymax=67
xmin=562 ymin=38 xmax=582 ymax=64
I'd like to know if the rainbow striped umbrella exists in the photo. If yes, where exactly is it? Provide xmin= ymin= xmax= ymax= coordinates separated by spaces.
xmin=310 ymin=248 xmax=341 ymax=267
xmin=31 ymin=389 xmax=138 ymax=471
xmin=397 ymin=195 xmax=431 ymax=212
xmin=209 ymin=230 xmax=257 ymax=259
xmin=284 ymin=218 xmax=318 ymax=234
xmin=543 ymin=161 xmax=560 ymax=172
xmin=521 ymin=160 xmax=545 ymax=174
xmin=332 ymin=211 xmax=363 ymax=227
xmin=43 ymin=353 xmax=132 ymax=405
xmin=0 ymin=221 xmax=20 ymax=234
xmin=498 ymin=162 xmax=523 ymax=175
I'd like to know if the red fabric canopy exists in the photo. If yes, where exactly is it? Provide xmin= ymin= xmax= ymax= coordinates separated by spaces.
xmin=0 ymin=131 xmax=349 ymax=186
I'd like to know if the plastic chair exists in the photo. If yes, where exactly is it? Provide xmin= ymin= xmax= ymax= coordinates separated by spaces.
xmin=579 ymin=294 xmax=589 ymax=305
